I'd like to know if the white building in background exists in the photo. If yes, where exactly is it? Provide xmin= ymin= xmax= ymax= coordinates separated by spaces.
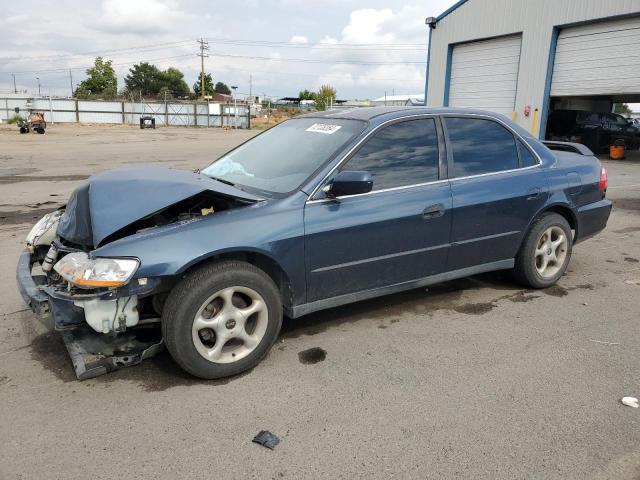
xmin=370 ymin=94 xmax=425 ymax=106
xmin=424 ymin=0 xmax=640 ymax=138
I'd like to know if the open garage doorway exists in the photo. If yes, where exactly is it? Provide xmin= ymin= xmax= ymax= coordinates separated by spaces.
xmin=545 ymin=95 xmax=640 ymax=154
xmin=544 ymin=16 xmax=640 ymax=155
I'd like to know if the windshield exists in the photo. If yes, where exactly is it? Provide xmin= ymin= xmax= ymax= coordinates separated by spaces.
xmin=202 ymin=117 xmax=366 ymax=194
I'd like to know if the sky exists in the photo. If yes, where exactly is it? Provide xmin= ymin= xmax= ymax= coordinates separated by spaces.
xmin=0 ymin=0 xmax=457 ymax=100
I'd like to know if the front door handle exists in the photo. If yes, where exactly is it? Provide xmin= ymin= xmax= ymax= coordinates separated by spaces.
xmin=526 ymin=187 xmax=541 ymax=200
xmin=422 ymin=204 xmax=445 ymax=219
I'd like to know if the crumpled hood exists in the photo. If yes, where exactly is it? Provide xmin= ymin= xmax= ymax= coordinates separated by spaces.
xmin=56 ymin=165 xmax=262 ymax=247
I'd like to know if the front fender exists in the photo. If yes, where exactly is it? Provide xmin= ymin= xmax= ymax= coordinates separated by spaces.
xmin=92 ymin=194 xmax=307 ymax=304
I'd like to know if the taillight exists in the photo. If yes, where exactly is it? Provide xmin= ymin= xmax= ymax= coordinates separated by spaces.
xmin=599 ymin=166 xmax=608 ymax=192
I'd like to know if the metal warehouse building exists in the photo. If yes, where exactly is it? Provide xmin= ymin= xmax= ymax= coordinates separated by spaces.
xmin=424 ymin=0 xmax=640 ymax=138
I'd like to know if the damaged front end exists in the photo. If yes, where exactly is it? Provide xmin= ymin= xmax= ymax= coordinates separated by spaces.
xmin=17 ymin=232 xmax=164 ymax=380
xmin=16 ymin=166 xmax=261 ymax=380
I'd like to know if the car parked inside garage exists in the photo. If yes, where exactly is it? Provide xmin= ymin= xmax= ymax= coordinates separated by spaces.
xmin=546 ymin=109 xmax=640 ymax=153
xmin=17 ymin=107 xmax=612 ymax=380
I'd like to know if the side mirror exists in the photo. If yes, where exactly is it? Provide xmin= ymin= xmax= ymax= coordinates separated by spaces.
xmin=323 ymin=170 xmax=373 ymax=198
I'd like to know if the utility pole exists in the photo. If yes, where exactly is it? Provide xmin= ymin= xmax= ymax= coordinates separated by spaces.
xmin=249 ymin=75 xmax=252 ymax=101
xmin=231 ymin=85 xmax=238 ymax=128
xmin=12 ymin=74 xmax=17 ymax=94
xmin=69 ymin=70 xmax=74 ymax=97
xmin=198 ymin=38 xmax=209 ymax=99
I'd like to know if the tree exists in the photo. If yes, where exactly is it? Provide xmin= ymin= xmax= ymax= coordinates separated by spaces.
xmin=193 ymin=73 xmax=214 ymax=97
xmin=160 ymin=67 xmax=190 ymax=98
xmin=614 ymin=103 xmax=632 ymax=116
xmin=214 ymin=82 xmax=231 ymax=95
xmin=75 ymin=57 xmax=117 ymax=99
xmin=315 ymin=84 xmax=337 ymax=111
xmin=298 ymin=89 xmax=315 ymax=101
xmin=124 ymin=63 xmax=191 ymax=98
xmin=124 ymin=62 xmax=163 ymax=97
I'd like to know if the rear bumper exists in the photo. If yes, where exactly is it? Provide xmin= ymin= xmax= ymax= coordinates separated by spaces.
xmin=575 ymin=198 xmax=612 ymax=243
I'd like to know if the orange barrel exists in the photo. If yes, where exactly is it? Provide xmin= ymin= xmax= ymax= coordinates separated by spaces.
xmin=610 ymin=140 xmax=625 ymax=160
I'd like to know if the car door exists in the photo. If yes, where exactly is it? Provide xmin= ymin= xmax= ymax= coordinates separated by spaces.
xmin=304 ymin=117 xmax=452 ymax=302
xmin=442 ymin=115 xmax=548 ymax=272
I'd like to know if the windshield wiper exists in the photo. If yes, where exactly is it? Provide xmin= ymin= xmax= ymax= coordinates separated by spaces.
xmin=206 ymin=175 xmax=236 ymax=187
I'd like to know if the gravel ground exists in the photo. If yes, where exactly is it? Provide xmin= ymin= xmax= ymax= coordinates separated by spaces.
xmin=1 ymin=124 xmax=640 ymax=479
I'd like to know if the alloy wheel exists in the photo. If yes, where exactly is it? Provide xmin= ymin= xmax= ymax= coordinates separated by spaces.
xmin=534 ymin=226 xmax=568 ymax=279
xmin=191 ymin=286 xmax=268 ymax=363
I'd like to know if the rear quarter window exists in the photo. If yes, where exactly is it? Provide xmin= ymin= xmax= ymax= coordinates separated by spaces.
xmin=445 ymin=117 xmax=519 ymax=177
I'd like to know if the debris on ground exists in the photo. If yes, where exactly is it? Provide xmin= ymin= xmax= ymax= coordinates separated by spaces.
xmin=589 ymin=339 xmax=620 ymax=346
xmin=621 ymin=397 xmax=639 ymax=408
xmin=252 ymin=430 xmax=280 ymax=450
xmin=624 ymin=279 xmax=640 ymax=286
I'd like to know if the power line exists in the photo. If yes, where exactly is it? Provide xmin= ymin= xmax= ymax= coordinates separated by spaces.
xmin=203 ymin=37 xmax=427 ymax=49
xmin=2 ymin=54 xmax=196 ymax=74
xmin=1 ymin=37 xmax=426 ymax=65
xmin=206 ymin=52 xmax=425 ymax=65
xmin=0 ymin=40 xmax=194 ymax=63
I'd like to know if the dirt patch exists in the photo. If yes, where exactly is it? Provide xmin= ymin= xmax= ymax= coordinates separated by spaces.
xmin=612 ymin=198 xmax=640 ymax=213
xmin=0 ymin=174 xmax=88 ymax=184
xmin=0 ymin=167 xmax=38 ymax=176
xmin=624 ymin=257 xmax=639 ymax=263
xmin=543 ymin=285 xmax=569 ymax=297
xmin=454 ymin=302 xmax=496 ymax=315
xmin=282 ymin=279 xmax=473 ymax=339
xmin=28 ymin=331 xmax=246 ymax=391
xmin=614 ymin=226 xmax=640 ymax=234
xmin=0 ymin=206 xmax=61 ymax=225
xmin=29 ymin=332 xmax=77 ymax=383
xmin=298 ymin=347 xmax=327 ymax=364
xmin=507 ymin=291 xmax=541 ymax=303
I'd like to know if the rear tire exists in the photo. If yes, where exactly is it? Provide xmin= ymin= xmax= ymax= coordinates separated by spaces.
xmin=163 ymin=260 xmax=282 ymax=379
xmin=514 ymin=213 xmax=572 ymax=288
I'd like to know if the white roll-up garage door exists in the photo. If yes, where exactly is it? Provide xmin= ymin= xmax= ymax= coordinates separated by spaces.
xmin=551 ymin=17 xmax=640 ymax=96
xmin=448 ymin=35 xmax=522 ymax=116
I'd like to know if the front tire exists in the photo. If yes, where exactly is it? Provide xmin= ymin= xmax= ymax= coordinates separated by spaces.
xmin=514 ymin=213 xmax=572 ymax=288
xmin=163 ymin=260 xmax=282 ymax=379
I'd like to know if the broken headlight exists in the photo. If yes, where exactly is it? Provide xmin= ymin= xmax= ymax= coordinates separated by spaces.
xmin=53 ymin=252 xmax=139 ymax=289
xmin=26 ymin=209 xmax=63 ymax=250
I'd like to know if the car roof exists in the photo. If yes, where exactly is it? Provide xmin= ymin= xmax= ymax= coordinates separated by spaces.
xmin=297 ymin=106 xmax=511 ymax=124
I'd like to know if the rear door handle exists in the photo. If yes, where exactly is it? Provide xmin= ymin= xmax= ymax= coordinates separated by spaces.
xmin=526 ymin=188 xmax=541 ymax=200
xmin=422 ymin=204 xmax=445 ymax=219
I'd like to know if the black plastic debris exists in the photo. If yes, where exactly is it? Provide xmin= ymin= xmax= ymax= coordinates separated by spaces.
xmin=253 ymin=430 xmax=280 ymax=450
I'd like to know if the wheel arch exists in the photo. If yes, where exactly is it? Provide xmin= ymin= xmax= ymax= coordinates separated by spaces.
xmin=177 ymin=249 xmax=295 ymax=314
xmin=518 ymin=203 xmax=578 ymax=254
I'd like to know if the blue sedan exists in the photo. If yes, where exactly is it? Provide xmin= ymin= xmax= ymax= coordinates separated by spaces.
xmin=17 ymin=107 xmax=612 ymax=379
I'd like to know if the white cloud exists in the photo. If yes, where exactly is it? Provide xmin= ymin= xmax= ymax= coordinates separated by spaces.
xmin=289 ymin=35 xmax=308 ymax=44
xmin=0 ymin=0 xmax=458 ymax=98
xmin=96 ymin=0 xmax=190 ymax=34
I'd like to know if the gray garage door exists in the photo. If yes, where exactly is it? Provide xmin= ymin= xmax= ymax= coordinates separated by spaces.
xmin=551 ymin=17 xmax=640 ymax=96
xmin=448 ymin=35 xmax=522 ymax=116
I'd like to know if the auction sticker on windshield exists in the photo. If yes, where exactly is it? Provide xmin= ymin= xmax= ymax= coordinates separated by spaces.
xmin=306 ymin=123 xmax=342 ymax=134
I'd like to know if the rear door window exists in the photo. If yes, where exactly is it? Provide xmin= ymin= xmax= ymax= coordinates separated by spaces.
xmin=517 ymin=139 xmax=538 ymax=167
xmin=340 ymin=118 xmax=440 ymax=191
xmin=445 ymin=117 xmax=519 ymax=177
